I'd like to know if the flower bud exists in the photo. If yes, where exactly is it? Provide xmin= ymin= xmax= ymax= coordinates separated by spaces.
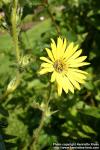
xmin=6 ymin=77 xmax=20 ymax=94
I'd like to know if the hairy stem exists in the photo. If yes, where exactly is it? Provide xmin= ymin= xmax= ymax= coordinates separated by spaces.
xmin=29 ymin=83 xmax=51 ymax=150
xmin=11 ymin=0 xmax=20 ymax=62
xmin=0 ymin=1 xmax=21 ymax=103
xmin=32 ymin=112 xmax=45 ymax=150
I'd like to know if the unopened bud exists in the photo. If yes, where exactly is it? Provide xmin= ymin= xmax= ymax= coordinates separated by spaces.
xmin=18 ymin=54 xmax=32 ymax=70
xmin=6 ymin=77 xmax=20 ymax=94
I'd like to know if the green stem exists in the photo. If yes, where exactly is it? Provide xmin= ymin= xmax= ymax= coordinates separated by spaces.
xmin=0 ymin=0 xmax=21 ymax=102
xmin=29 ymin=110 xmax=45 ymax=150
xmin=32 ymin=111 xmax=45 ymax=150
xmin=11 ymin=0 xmax=20 ymax=62
xmin=0 ymin=0 xmax=20 ymax=103
xmin=30 ymin=83 xmax=52 ymax=150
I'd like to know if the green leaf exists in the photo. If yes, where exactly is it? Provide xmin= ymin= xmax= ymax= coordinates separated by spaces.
xmin=82 ymin=125 xmax=96 ymax=134
xmin=84 ymin=81 xmax=94 ymax=90
xmin=81 ymin=107 xmax=100 ymax=118
xmin=21 ymin=19 xmax=52 ymax=49
xmin=27 ymin=79 xmax=47 ymax=90
xmin=77 ymin=131 xmax=90 ymax=138
xmin=0 ymin=34 xmax=12 ymax=51
xmin=62 ymin=132 xmax=69 ymax=137
xmin=95 ymin=91 xmax=100 ymax=101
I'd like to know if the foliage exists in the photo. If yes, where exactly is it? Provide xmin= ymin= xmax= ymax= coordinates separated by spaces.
xmin=0 ymin=0 xmax=100 ymax=150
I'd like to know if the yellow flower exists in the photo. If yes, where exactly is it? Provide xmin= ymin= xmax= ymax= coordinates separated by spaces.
xmin=39 ymin=37 xmax=90 ymax=96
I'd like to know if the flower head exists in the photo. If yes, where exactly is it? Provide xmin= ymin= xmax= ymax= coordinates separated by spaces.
xmin=39 ymin=37 xmax=89 ymax=96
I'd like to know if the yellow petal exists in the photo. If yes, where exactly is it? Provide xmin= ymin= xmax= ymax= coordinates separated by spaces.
xmin=57 ymin=37 xmax=63 ymax=50
xmin=51 ymin=71 xmax=56 ymax=82
xmin=64 ymin=76 xmax=74 ymax=93
xmin=70 ymin=69 xmax=88 ymax=75
xmin=57 ymin=37 xmax=63 ymax=58
xmin=40 ymin=57 xmax=53 ymax=64
xmin=51 ymin=38 xmax=57 ymax=60
xmin=67 ymin=49 xmax=82 ymax=62
xmin=39 ymin=68 xmax=54 ymax=75
xmin=60 ymin=38 xmax=67 ymax=57
xmin=70 ymin=75 xmax=85 ymax=84
xmin=72 ymin=44 xmax=79 ymax=52
xmin=68 ymin=70 xmax=86 ymax=83
xmin=68 ymin=69 xmax=87 ymax=79
xmin=62 ymin=82 xmax=68 ymax=94
xmin=67 ymin=73 xmax=81 ymax=90
xmin=64 ymin=42 xmax=76 ymax=60
xmin=69 ymin=56 xmax=87 ymax=64
xmin=63 ymin=86 xmax=68 ymax=94
xmin=45 ymin=48 xmax=55 ymax=62
xmin=56 ymin=74 xmax=69 ymax=94
xmin=69 ymin=62 xmax=90 ymax=67
xmin=41 ymin=63 xmax=53 ymax=68
xmin=57 ymin=84 xmax=62 ymax=96
xmin=76 ymin=78 xmax=85 ymax=84
xmin=63 ymin=38 xmax=67 ymax=51
xmin=56 ymin=73 xmax=63 ymax=86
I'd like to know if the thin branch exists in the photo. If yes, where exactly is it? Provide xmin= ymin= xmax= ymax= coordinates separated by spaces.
xmin=44 ymin=3 xmax=61 ymax=35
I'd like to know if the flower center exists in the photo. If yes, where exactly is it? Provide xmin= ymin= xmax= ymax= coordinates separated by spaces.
xmin=53 ymin=59 xmax=66 ymax=73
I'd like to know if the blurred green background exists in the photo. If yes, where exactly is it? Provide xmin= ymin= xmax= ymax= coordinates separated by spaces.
xmin=0 ymin=0 xmax=100 ymax=150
